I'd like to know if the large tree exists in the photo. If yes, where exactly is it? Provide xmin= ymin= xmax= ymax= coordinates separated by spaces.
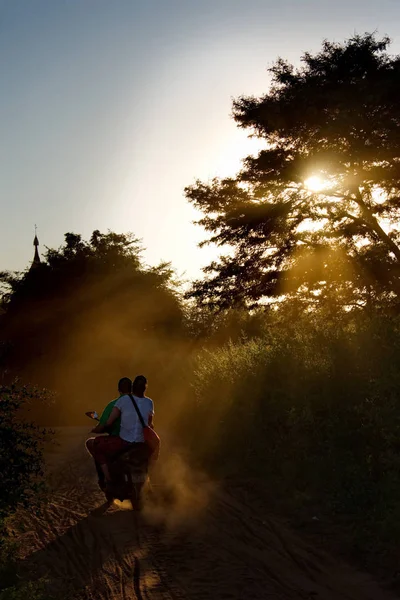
xmin=0 ymin=231 xmax=184 ymax=423
xmin=186 ymin=34 xmax=400 ymax=310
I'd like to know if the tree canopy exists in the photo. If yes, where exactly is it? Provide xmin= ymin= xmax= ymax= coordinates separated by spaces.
xmin=0 ymin=231 xmax=184 ymax=423
xmin=186 ymin=33 xmax=400 ymax=310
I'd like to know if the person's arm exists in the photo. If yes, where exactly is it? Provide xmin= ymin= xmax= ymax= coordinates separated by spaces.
xmin=91 ymin=403 xmax=112 ymax=434
xmin=148 ymin=399 xmax=155 ymax=429
xmin=105 ymin=406 xmax=121 ymax=428
xmin=91 ymin=422 xmax=106 ymax=434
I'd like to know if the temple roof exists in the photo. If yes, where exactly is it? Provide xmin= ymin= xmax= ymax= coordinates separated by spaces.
xmin=31 ymin=232 xmax=41 ymax=269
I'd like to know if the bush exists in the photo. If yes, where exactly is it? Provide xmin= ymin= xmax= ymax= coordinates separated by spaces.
xmin=0 ymin=382 xmax=53 ymax=600
xmin=181 ymin=309 xmax=400 ymax=541
xmin=0 ymin=580 xmax=52 ymax=600
xmin=0 ymin=531 xmax=53 ymax=600
xmin=0 ymin=382 xmax=52 ymax=519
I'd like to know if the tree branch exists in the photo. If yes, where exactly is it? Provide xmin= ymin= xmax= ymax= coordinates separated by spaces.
xmin=354 ymin=188 xmax=400 ymax=262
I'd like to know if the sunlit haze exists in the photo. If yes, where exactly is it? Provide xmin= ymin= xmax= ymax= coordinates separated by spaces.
xmin=1 ymin=0 xmax=400 ymax=280
xmin=304 ymin=176 xmax=329 ymax=192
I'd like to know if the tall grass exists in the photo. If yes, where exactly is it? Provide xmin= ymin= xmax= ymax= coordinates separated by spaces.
xmin=179 ymin=310 xmax=400 ymax=560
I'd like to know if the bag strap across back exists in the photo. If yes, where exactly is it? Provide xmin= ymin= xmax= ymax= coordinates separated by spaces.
xmin=128 ymin=394 xmax=147 ymax=429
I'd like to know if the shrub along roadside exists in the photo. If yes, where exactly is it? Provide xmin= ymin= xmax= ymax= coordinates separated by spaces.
xmin=0 ymin=383 xmax=54 ymax=600
xmin=178 ymin=310 xmax=400 ymax=576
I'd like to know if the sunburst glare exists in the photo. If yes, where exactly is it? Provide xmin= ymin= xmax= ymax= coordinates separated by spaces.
xmin=304 ymin=176 xmax=328 ymax=192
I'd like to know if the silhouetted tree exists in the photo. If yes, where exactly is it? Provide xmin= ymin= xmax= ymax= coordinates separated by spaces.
xmin=186 ymin=34 xmax=400 ymax=310
xmin=0 ymin=231 xmax=184 ymax=423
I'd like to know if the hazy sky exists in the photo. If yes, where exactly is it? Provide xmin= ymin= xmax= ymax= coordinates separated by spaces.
xmin=1 ymin=0 xmax=400 ymax=280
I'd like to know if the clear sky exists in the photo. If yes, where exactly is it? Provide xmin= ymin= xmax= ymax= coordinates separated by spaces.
xmin=1 ymin=0 xmax=400 ymax=280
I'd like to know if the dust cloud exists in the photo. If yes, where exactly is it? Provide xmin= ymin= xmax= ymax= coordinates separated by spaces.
xmin=143 ymin=452 xmax=216 ymax=531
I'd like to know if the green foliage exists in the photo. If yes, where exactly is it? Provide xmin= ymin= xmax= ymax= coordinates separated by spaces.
xmin=183 ymin=309 xmax=400 ymax=542
xmin=184 ymin=303 xmax=267 ymax=345
xmin=0 ymin=531 xmax=53 ymax=600
xmin=0 ymin=385 xmax=53 ymax=600
xmin=0 ymin=383 xmax=51 ymax=519
xmin=0 ymin=230 xmax=184 ymax=424
xmin=0 ymin=580 xmax=53 ymax=600
xmin=186 ymin=33 xmax=400 ymax=309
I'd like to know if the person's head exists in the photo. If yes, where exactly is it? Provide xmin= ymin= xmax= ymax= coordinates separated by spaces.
xmin=132 ymin=375 xmax=147 ymax=396
xmin=118 ymin=377 xmax=132 ymax=395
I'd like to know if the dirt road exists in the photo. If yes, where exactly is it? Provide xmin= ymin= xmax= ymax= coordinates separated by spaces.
xmin=12 ymin=428 xmax=398 ymax=599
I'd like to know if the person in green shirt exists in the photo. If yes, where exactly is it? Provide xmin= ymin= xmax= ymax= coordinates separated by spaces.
xmin=86 ymin=377 xmax=132 ymax=489
xmin=94 ymin=398 xmax=121 ymax=436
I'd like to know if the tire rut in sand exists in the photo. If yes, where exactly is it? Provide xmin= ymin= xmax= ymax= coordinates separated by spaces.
xmin=13 ymin=428 xmax=398 ymax=600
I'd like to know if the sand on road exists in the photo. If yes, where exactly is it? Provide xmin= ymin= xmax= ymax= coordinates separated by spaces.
xmin=10 ymin=427 xmax=398 ymax=600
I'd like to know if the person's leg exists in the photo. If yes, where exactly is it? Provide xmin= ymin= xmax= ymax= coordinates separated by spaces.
xmin=95 ymin=461 xmax=104 ymax=479
xmin=86 ymin=437 xmax=105 ymax=487
xmin=93 ymin=437 xmax=130 ymax=483
xmin=100 ymin=462 xmax=111 ymax=482
xmin=95 ymin=461 xmax=106 ymax=489
xmin=85 ymin=437 xmax=96 ymax=455
xmin=134 ymin=442 xmax=150 ymax=469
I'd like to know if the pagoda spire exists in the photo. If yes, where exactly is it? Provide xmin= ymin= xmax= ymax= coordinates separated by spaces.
xmin=31 ymin=225 xmax=41 ymax=268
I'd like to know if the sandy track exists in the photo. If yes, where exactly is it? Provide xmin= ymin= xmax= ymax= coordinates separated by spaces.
xmin=13 ymin=428 xmax=398 ymax=599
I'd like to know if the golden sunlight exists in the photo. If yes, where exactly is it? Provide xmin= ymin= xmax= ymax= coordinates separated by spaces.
xmin=304 ymin=176 xmax=328 ymax=192
xmin=371 ymin=186 xmax=387 ymax=204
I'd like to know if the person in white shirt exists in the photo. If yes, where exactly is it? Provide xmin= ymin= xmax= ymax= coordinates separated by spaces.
xmin=102 ymin=375 xmax=154 ymax=482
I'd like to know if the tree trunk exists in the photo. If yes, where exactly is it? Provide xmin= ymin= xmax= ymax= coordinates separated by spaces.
xmin=355 ymin=189 xmax=400 ymax=262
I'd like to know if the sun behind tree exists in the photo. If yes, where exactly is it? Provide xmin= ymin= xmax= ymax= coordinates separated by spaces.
xmin=304 ymin=176 xmax=329 ymax=192
xmin=186 ymin=33 xmax=400 ymax=312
